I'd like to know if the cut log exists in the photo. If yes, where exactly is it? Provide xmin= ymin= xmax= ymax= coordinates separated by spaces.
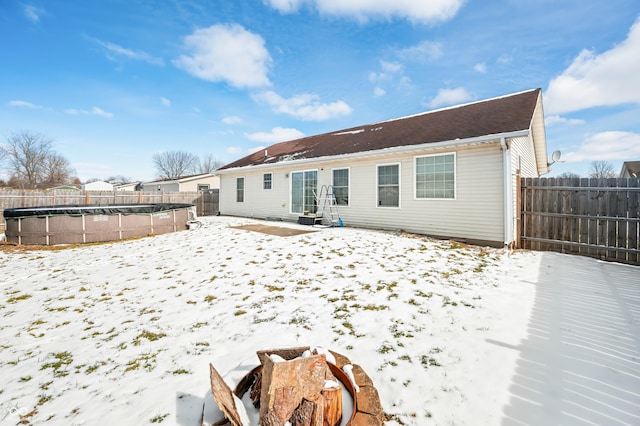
xmin=289 ymin=399 xmax=316 ymax=426
xmin=250 ymin=372 xmax=262 ymax=408
xmin=322 ymin=385 xmax=342 ymax=426
xmin=209 ymin=363 xmax=243 ymax=426
xmin=259 ymin=353 xmax=328 ymax=424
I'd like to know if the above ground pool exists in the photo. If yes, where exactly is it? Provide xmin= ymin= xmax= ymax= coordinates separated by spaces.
xmin=3 ymin=203 xmax=196 ymax=245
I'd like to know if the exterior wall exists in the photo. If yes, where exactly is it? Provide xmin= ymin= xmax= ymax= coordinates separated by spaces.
xmin=220 ymin=143 xmax=506 ymax=245
xmin=509 ymin=136 xmax=537 ymax=178
xmin=82 ymin=181 xmax=114 ymax=191
xmin=508 ymin=135 xmax=539 ymax=246
xmin=151 ymin=182 xmax=180 ymax=192
xmin=179 ymin=175 xmax=220 ymax=191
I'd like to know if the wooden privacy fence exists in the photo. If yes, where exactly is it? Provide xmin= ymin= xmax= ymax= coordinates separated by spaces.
xmin=0 ymin=189 xmax=219 ymax=229
xmin=519 ymin=177 xmax=640 ymax=265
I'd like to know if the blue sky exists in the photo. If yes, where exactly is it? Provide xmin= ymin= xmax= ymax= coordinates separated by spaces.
xmin=2 ymin=0 xmax=639 ymax=182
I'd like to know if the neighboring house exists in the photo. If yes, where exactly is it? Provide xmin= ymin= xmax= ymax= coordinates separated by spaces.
xmin=216 ymin=88 xmax=548 ymax=247
xmin=115 ymin=182 xmax=143 ymax=191
xmin=620 ymin=161 xmax=640 ymax=178
xmin=142 ymin=173 xmax=220 ymax=192
xmin=82 ymin=181 xmax=114 ymax=191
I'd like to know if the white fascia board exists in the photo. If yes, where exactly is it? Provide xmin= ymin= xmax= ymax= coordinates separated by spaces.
xmin=215 ymin=129 xmax=530 ymax=175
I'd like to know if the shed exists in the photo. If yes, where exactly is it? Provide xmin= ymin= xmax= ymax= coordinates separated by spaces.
xmin=82 ymin=181 xmax=114 ymax=191
xmin=216 ymin=89 xmax=548 ymax=247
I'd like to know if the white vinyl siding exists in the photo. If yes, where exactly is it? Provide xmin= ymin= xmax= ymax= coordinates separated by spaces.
xmin=218 ymin=142 xmax=507 ymax=244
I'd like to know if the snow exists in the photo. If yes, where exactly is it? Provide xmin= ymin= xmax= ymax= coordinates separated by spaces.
xmin=1 ymin=215 xmax=639 ymax=425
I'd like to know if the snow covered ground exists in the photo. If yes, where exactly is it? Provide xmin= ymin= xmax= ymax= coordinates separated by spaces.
xmin=0 ymin=216 xmax=638 ymax=425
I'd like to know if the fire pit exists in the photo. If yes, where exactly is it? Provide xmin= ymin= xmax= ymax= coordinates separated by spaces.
xmin=204 ymin=346 xmax=384 ymax=426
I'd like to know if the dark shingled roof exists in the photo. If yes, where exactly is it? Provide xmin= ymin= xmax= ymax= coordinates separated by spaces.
xmin=219 ymin=88 xmax=541 ymax=170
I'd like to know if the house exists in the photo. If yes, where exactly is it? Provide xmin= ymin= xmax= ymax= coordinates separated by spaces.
xmin=216 ymin=88 xmax=548 ymax=247
xmin=115 ymin=182 xmax=143 ymax=191
xmin=620 ymin=161 xmax=640 ymax=178
xmin=82 ymin=180 xmax=114 ymax=191
xmin=142 ymin=173 xmax=220 ymax=192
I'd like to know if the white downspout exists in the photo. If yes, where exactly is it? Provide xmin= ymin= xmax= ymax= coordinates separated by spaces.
xmin=500 ymin=137 xmax=513 ymax=247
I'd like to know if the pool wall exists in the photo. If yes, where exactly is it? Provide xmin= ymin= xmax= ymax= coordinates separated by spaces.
xmin=3 ymin=203 xmax=196 ymax=245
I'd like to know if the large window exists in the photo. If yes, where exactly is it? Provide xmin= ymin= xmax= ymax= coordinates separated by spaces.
xmin=236 ymin=177 xmax=244 ymax=202
xmin=415 ymin=153 xmax=455 ymax=199
xmin=291 ymin=170 xmax=317 ymax=214
xmin=263 ymin=173 xmax=272 ymax=190
xmin=377 ymin=164 xmax=399 ymax=207
xmin=332 ymin=168 xmax=349 ymax=206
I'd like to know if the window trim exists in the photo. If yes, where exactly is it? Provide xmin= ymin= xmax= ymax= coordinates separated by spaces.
xmin=376 ymin=162 xmax=401 ymax=208
xmin=414 ymin=152 xmax=457 ymax=200
xmin=331 ymin=167 xmax=350 ymax=207
xmin=263 ymin=173 xmax=273 ymax=190
xmin=236 ymin=176 xmax=245 ymax=203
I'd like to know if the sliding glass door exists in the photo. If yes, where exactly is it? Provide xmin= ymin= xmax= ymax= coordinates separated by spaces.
xmin=291 ymin=170 xmax=317 ymax=214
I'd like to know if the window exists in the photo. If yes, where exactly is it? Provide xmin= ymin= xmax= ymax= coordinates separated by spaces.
xmin=263 ymin=173 xmax=272 ymax=190
xmin=236 ymin=177 xmax=244 ymax=202
xmin=291 ymin=170 xmax=317 ymax=214
xmin=332 ymin=168 xmax=349 ymax=206
xmin=197 ymin=184 xmax=210 ymax=191
xmin=415 ymin=153 xmax=455 ymax=199
xmin=377 ymin=164 xmax=399 ymax=207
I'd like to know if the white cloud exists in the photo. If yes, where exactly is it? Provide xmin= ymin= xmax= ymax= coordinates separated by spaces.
xmin=8 ymin=100 xmax=42 ymax=109
xmin=93 ymin=39 xmax=164 ymax=66
xmin=474 ymin=63 xmax=487 ymax=73
xmin=374 ymin=87 xmax=386 ymax=97
xmin=245 ymin=127 xmax=305 ymax=143
xmin=226 ymin=146 xmax=244 ymax=155
xmin=264 ymin=0 xmax=463 ymax=24
xmin=427 ymin=87 xmax=473 ymax=108
xmin=369 ymin=61 xmax=404 ymax=82
xmin=24 ymin=5 xmax=45 ymax=23
xmin=545 ymin=17 xmax=640 ymax=115
xmin=160 ymin=97 xmax=171 ymax=107
xmin=192 ymin=107 xmax=201 ymax=113
xmin=545 ymin=115 xmax=585 ymax=127
xmin=497 ymin=54 xmax=512 ymax=64
xmin=64 ymin=106 xmax=114 ymax=118
xmin=265 ymin=0 xmax=301 ymax=13
xmin=563 ymin=131 xmax=640 ymax=162
xmin=222 ymin=115 xmax=243 ymax=125
xmin=396 ymin=40 xmax=443 ymax=62
xmin=173 ymin=24 xmax=272 ymax=89
xmin=252 ymin=90 xmax=352 ymax=121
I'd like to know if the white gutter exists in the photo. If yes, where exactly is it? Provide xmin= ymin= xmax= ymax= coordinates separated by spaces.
xmin=216 ymin=129 xmax=530 ymax=175
xmin=500 ymin=137 xmax=513 ymax=247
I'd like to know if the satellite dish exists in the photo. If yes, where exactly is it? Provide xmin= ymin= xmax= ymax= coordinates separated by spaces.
xmin=551 ymin=150 xmax=561 ymax=162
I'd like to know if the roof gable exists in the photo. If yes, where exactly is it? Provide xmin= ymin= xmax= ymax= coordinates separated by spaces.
xmin=220 ymin=88 xmax=542 ymax=171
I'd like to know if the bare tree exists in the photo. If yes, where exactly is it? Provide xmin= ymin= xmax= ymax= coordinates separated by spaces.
xmin=197 ymin=154 xmax=224 ymax=174
xmin=42 ymin=153 xmax=76 ymax=187
xmin=557 ymin=171 xmax=581 ymax=179
xmin=3 ymin=131 xmax=54 ymax=188
xmin=105 ymin=175 xmax=132 ymax=185
xmin=588 ymin=160 xmax=616 ymax=178
xmin=153 ymin=151 xmax=198 ymax=179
